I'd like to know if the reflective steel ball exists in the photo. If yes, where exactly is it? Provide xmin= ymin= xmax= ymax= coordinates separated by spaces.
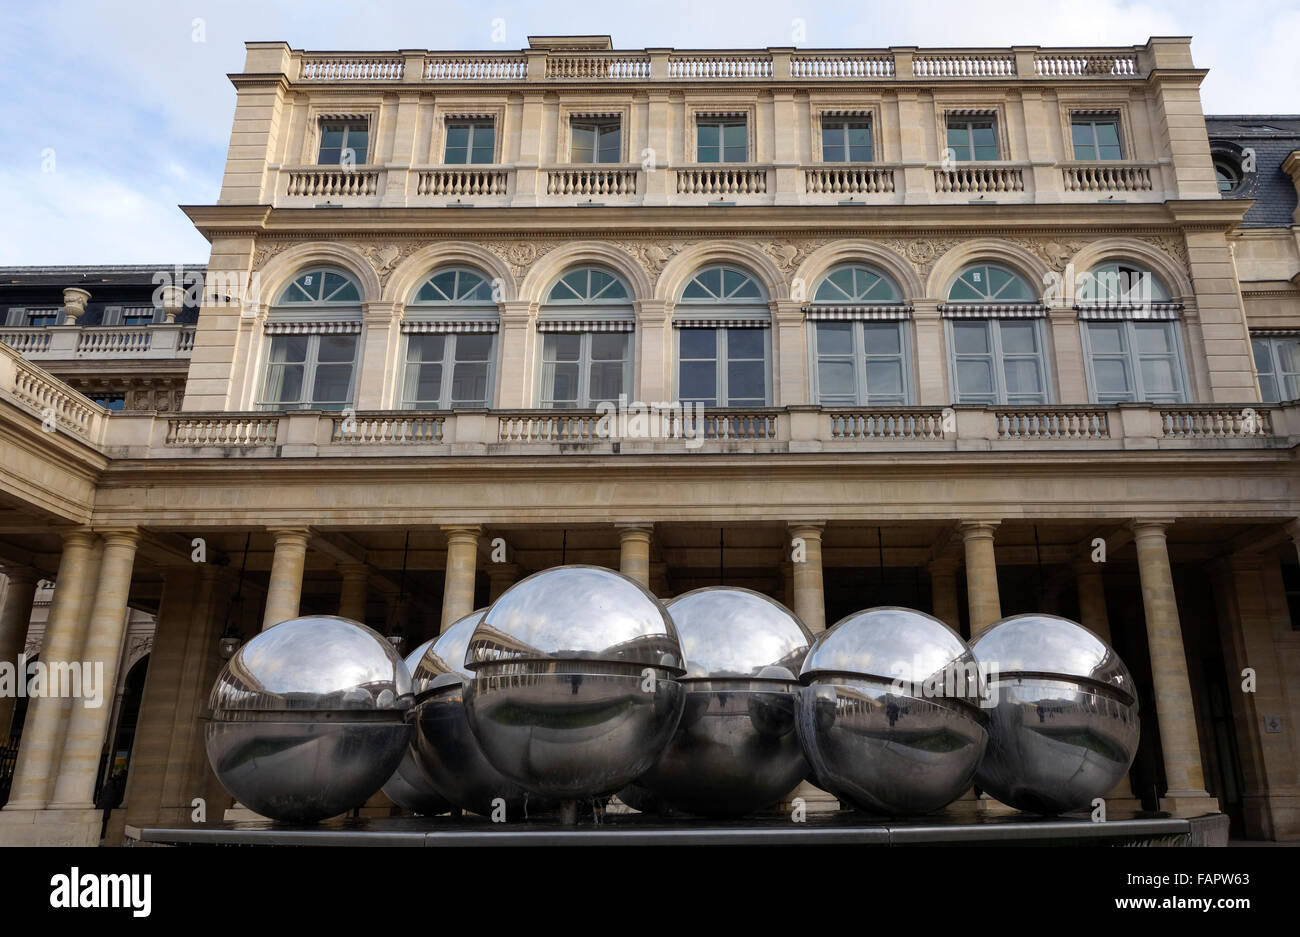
xmin=971 ymin=614 xmax=1140 ymax=815
xmin=410 ymin=609 xmax=549 ymax=817
xmin=381 ymin=638 xmax=451 ymax=816
xmin=796 ymin=606 xmax=988 ymax=815
xmin=628 ymin=587 xmax=811 ymax=817
xmin=205 ymin=615 xmax=413 ymax=823
xmin=463 ymin=565 xmax=686 ymax=801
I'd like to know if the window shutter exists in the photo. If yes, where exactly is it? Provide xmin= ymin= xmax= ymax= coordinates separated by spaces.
xmin=102 ymin=305 xmax=122 ymax=326
xmin=4 ymin=307 xmax=25 ymax=327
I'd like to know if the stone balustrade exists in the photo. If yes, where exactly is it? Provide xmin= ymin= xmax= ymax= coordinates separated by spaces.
xmin=0 ymin=325 xmax=196 ymax=361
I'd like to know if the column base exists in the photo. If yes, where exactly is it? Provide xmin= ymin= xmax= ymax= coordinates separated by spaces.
xmin=0 ymin=807 xmax=104 ymax=846
xmin=1158 ymin=790 xmax=1221 ymax=816
xmin=224 ymin=804 xmax=268 ymax=822
xmin=784 ymin=779 xmax=841 ymax=814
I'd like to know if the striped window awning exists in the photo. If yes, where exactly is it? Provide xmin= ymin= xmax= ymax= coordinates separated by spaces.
xmin=1070 ymin=108 xmax=1122 ymax=117
xmin=265 ymin=320 xmax=362 ymax=335
xmin=696 ymin=110 xmax=747 ymax=119
xmin=674 ymin=317 xmax=771 ymax=329
xmin=1250 ymin=329 xmax=1300 ymax=337
xmin=804 ymin=304 xmax=912 ymax=321
xmin=318 ymin=112 xmax=370 ymax=121
xmin=1075 ymin=302 xmax=1183 ymax=321
xmin=536 ymin=319 xmax=635 ymax=333
xmin=402 ymin=319 xmax=499 ymax=334
xmin=946 ymin=108 xmax=998 ymax=117
xmin=444 ymin=112 xmax=494 ymax=122
xmin=821 ymin=109 xmax=872 ymax=118
xmin=570 ymin=111 xmax=621 ymax=120
xmin=940 ymin=303 xmax=1047 ymax=319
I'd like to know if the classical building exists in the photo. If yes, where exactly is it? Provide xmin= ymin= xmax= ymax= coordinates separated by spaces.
xmin=1 ymin=34 xmax=1298 ymax=845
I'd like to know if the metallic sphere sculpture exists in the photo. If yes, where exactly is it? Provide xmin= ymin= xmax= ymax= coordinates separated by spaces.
xmin=628 ymin=587 xmax=812 ymax=817
xmin=410 ymin=609 xmax=549 ymax=817
xmin=971 ymin=614 xmax=1140 ymax=815
xmin=205 ymin=615 xmax=413 ymax=823
xmin=381 ymin=638 xmax=452 ymax=816
xmin=796 ymin=606 xmax=988 ymax=815
xmin=463 ymin=565 xmax=686 ymax=801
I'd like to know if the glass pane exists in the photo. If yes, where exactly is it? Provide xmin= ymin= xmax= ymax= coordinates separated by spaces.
xmin=408 ymin=334 xmax=446 ymax=363
xmin=270 ymin=336 xmax=309 ymax=363
xmin=1095 ymin=121 xmax=1120 ymax=146
xmin=1071 ymin=122 xmax=1092 ymax=147
xmin=320 ymin=124 xmax=345 ymax=148
xmin=864 ymin=360 xmax=903 ymax=396
xmin=267 ymin=364 xmax=303 ymax=404
xmin=598 ymin=125 xmax=620 ymax=163
xmin=999 ymin=322 xmax=1037 ymax=354
xmin=1251 ymin=339 xmax=1273 ymax=373
xmin=952 ymin=322 xmax=990 ymax=354
xmin=1097 ymin=143 xmax=1122 ymax=160
xmin=414 ymin=363 xmax=443 ymax=403
xmin=455 ymin=333 xmax=493 ymax=361
xmin=1003 ymin=359 xmax=1042 ymax=394
xmin=818 ymin=360 xmax=856 ymax=398
xmin=445 ymin=125 xmax=469 ymax=148
xmin=1135 ymin=324 xmax=1173 ymax=354
xmin=816 ymin=322 xmax=853 ymax=355
xmin=572 ymin=125 xmax=595 ymax=163
xmin=697 ymin=123 xmax=719 ymax=162
xmin=956 ymin=360 xmax=994 ymax=394
xmin=589 ymin=360 xmax=625 ymax=402
xmin=679 ymin=328 xmax=717 ymax=358
xmin=1258 ymin=374 xmax=1280 ymax=403
xmin=973 ymin=144 xmax=999 ymax=161
xmin=547 ymin=362 xmax=580 ymax=404
xmin=727 ymin=360 xmax=765 ymax=402
xmin=1088 ymin=323 xmax=1125 ymax=355
xmin=823 ymin=142 xmax=845 ymax=162
xmin=1140 ymin=358 xmax=1177 ymax=394
xmin=863 ymin=322 xmax=901 ymax=356
xmin=544 ymin=333 xmax=581 ymax=362
xmin=1278 ymin=339 xmax=1300 ymax=373
xmin=317 ymin=336 xmax=356 ymax=362
xmin=450 ymin=361 xmax=489 ymax=405
xmin=1093 ymin=358 xmax=1130 ymax=394
xmin=312 ymin=363 xmax=353 ymax=403
xmin=590 ymin=332 xmax=628 ymax=360
xmin=727 ymin=328 xmax=764 ymax=359
xmin=679 ymin=360 xmax=716 ymax=401
xmin=317 ymin=147 xmax=342 ymax=165
xmin=1074 ymin=142 xmax=1097 ymax=160
xmin=444 ymin=146 xmax=468 ymax=164
xmin=345 ymin=128 xmax=368 ymax=164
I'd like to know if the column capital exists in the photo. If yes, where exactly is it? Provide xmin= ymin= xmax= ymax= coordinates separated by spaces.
xmin=959 ymin=519 xmax=1000 ymax=538
xmin=615 ymin=522 xmax=654 ymax=541
xmin=58 ymin=527 xmax=98 ymax=549
xmin=337 ymin=562 xmax=370 ymax=580
xmin=441 ymin=524 xmax=483 ymax=544
xmin=0 ymin=565 xmax=38 ymax=584
xmin=92 ymin=526 xmax=141 ymax=548
xmin=1130 ymin=518 xmax=1176 ymax=538
xmin=787 ymin=521 xmax=825 ymax=540
xmin=267 ymin=526 xmax=312 ymax=543
xmin=487 ymin=561 xmax=520 ymax=578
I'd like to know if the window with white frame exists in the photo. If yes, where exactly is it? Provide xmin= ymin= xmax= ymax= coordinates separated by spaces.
xmin=1252 ymin=335 xmax=1300 ymax=403
xmin=1081 ymin=320 xmax=1187 ymax=403
xmin=539 ymin=266 xmax=634 ymax=408
xmin=12 ymin=308 xmax=60 ymax=327
xmin=809 ymin=264 xmax=910 ymax=405
xmin=260 ymin=268 xmax=362 ymax=411
xmin=1071 ymin=114 xmax=1123 ymax=160
xmin=696 ymin=116 xmax=747 ymax=163
xmin=402 ymin=267 xmax=498 ymax=409
xmin=571 ymin=117 xmax=621 ymax=163
xmin=318 ymin=119 xmax=369 ymax=165
xmin=444 ymin=119 xmax=496 ymax=164
xmin=945 ymin=263 xmax=1047 ymax=404
xmin=945 ymin=115 xmax=999 ymax=161
xmin=676 ymin=265 xmax=770 ymax=406
xmin=1079 ymin=261 xmax=1172 ymax=306
xmin=821 ymin=117 xmax=873 ymax=162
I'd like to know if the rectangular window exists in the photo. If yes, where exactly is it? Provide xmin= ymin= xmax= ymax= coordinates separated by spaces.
xmin=1252 ymin=335 xmax=1300 ymax=403
xmin=403 ymin=332 xmax=494 ymax=408
xmin=1083 ymin=320 xmax=1187 ymax=403
xmin=949 ymin=319 xmax=1048 ymax=404
xmin=945 ymin=116 xmax=999 ymax=162
xmin=1071 ymin=116 xmax=1123 ymax=160
xmin=444 ymin=120 xmax=495 ymax=164
xmin=89 ymin=393 xmax=126 ymax=411
xmin=571 ymin=117 xmax=621 ymax=164
xmin=120 ymin=306 xmax=158 ymax=326
xmin=679 ymin=327 xmax=768 ymax=407
xmin=821 ymin=118 xmax=873 ymax=162
xmin=697 ymin=118 xmax=747 ymax=163
xmin=540 ymin=331 xmax=630 ymax=408
xmin=261 ymin=334 xmax=358 ymax=410
xmin=814 ymin=321 xmax=910 ymax=405
xmin=318 ymin=120 xmax=369 ymax=165
xmin=25 ymin=309 xmax=60 ymax=327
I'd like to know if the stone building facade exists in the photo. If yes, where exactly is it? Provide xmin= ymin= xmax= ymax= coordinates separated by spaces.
xmin=0 ymin=35 xmax=1298 ymax=845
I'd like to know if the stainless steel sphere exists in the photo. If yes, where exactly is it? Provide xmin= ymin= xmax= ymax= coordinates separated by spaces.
xmin=463 ymin=565 xmax=686 ymax=800
xmin=380 ymin=638 xmax=452 ymax=816
xmin=410 ymin=610 xmax=551 ymax=817
xmin=971 ymin=614 xmax=1140 ymax=815
xmin=205 ymin=615 xmax=413 ymax=823
xmin=627 ymin=587 xmax=812 ymax=817
xmin=796 ymin=606 xmax=988 ymax=815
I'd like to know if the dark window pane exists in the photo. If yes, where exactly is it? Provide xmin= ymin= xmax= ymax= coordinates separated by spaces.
xmin=680 ymin=328 xmax=716 ymax=358
xmin=680 ymin=360 xmax=716 ymax=401
xmin=456 ymin=333 xmax=493 ymax=361
xmin=816 ymin=322 xmax=853 ymax=355
xmin=727 ymin=328 xmax=764 ymax=359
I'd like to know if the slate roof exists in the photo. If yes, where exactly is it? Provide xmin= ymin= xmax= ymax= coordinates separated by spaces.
xmin=1204 ymin=116 xmax=1300 ymax=228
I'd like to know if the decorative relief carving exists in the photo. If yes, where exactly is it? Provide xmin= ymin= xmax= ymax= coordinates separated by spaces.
xmin=24 ymin=637 xmax=42 ymax=658
xmin=126 ymin=634 xmax=153 ymax=667
xmin=1137 ymin=235 xmax=1191 ymax=276
xmin=251 ymin=242 xmax=291 ymax=270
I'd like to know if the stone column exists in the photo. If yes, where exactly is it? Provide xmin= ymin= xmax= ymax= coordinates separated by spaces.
xmin=49 ymin=529 xmax=140 ymax=809
xmin=617 ymin=523 xmax=653 ymax=588
xmin=262 ymin=527 xmax=310 ymax=630
xmin=487 ymin=563 xmax=519 ymax=603
xmin=440 ymin=526 xmax=481 ymax=631
xmin=1074 ymin=558 xmax=1111 ymax=640
xmin=961 ymin=521 xmax=1002 ymax=638
xmin=337 ymin=563 xmax=369 ymax=623
xmin=1131 ymin=520 xmax=1218 ymax=814
xmin=787 ymin=522 xmax=826 ymax=633
xmin=3 ymin=530 xmax=98 ymax=810
xmin=0 ymin=567 xmax=38 ymax=738
xmin=928 ymin=557 xmax=961 ymax=629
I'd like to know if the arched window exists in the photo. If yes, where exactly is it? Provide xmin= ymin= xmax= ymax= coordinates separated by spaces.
xmin=539 ymin=265 xmax=634 ymax=408
xmin=403 ymin=266 xmax=498 ymax=409
xmin=676 ymin=265 xmax=770 ymax=407
xmin=1079 ymin=262 xmax=1186 ymax=404
xmin=944 ymin=263 xmax=1046 ymax=405
xmin=809 ymin=264 xmax=910 ymax=405
xmin=261 ymin=267 xmax=363 ymax=411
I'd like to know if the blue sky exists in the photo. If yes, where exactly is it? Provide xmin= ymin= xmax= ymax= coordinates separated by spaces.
xmin=1 ymin=0 xmax=1297 ymax=265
